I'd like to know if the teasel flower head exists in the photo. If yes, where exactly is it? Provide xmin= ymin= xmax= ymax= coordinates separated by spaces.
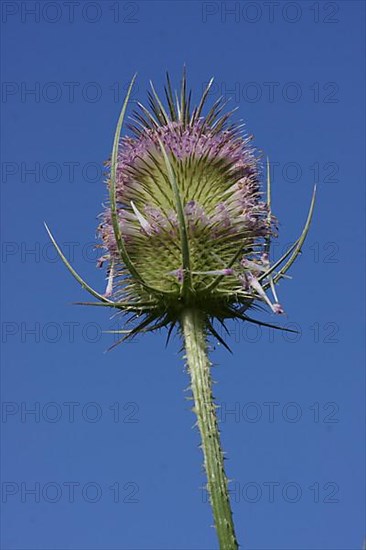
xmin=46 ymin=70 xmax=315 ymax=348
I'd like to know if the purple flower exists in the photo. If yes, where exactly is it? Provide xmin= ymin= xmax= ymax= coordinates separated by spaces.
xmin=93 ymin=71 xmax=316 ymax=337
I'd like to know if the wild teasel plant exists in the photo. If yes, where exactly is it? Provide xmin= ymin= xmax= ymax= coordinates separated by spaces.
xmin=46 ymin=70 xmax=316 ymax=550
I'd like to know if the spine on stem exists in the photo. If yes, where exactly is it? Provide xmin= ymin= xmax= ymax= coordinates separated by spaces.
xmin=180 ymin=308 xmax=239 ymax=550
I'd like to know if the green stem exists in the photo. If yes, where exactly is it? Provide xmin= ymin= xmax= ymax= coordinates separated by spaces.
xmin=180 ymin=308 xmax=239 ymax=550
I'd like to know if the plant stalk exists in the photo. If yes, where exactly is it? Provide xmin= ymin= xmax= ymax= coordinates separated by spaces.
xmin=180 ymin=308 xmax=239 ymax=550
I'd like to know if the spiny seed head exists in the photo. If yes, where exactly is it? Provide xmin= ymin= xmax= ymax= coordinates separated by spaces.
xmin=93 ymin=70 xmax=315 ymax=343
xmin=100 ymin=122 xmax=271 ymax=293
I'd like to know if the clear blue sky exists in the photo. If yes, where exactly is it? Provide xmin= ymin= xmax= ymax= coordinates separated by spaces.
xmin=1 ymin=1 xmax=365 ymax=549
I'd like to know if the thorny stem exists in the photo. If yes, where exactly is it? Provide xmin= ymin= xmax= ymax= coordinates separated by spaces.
xmin=180 ymin=308 xmax=239 ymax=550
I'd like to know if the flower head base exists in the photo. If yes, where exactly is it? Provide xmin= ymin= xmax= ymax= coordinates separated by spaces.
xmin=46 ymin=70 xmax=315 ymax=347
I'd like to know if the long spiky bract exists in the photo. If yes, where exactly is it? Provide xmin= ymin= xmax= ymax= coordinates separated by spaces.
xmin=46 ymin=70 xmax=316 ymax=549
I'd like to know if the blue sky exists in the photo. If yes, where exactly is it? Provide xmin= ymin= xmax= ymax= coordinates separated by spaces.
xmin=1 ymin=1 xmax=365 ymax=549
